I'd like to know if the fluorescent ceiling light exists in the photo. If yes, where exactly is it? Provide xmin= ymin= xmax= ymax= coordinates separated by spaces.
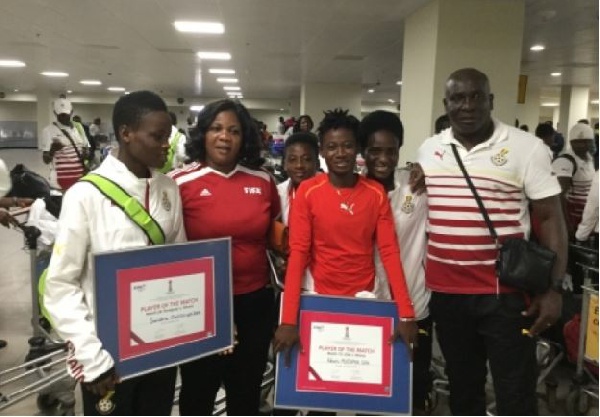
xmin=80 ymin=80 xmax=102 ymax=85
xmin=108 ymin=86 xmax=126 ymax=92
xmin=0 ymin=60 xmax=26 ymax=67
xmin=396 ymin=81 xmax=403 ymax=85
xmin=66 ymin=90 xmax=72 ymax=94
xmin=13 ymin=89 xmax=19 ymax=92
xmin=541 ymin=102 xmax=559 ymax=107
xmin=530 ymin=44 xmax=545 ymax=51
xmin=190 ymin=105 xmax=205 ymax=111
xmin=368 ymin=89 xmax=375 ymax=93
xmin=224 ymin=86 xmax=241 ymax=91
xmin=41 ymin=71 xmax=68 ymax=77
xmin=174 ymin=21 xmax=224 ymax=34
xmin=591 ymin=99 xmax=599 ymax=105
xmin=217 ymin=78 xmax=238 ymax=83
xmin=209 ymin=68 xmax=235 ymax=74
xmin=550 ymin=72 xmax=561 ymax=77
xmin=197 ymin=52 xmax=231 ymax=60
xmin=388 ymin=99 xmax=395 ymax=103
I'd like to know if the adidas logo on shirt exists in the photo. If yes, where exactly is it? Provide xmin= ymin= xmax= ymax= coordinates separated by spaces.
xmin=199 ymin=188 xmax=212 ymax=197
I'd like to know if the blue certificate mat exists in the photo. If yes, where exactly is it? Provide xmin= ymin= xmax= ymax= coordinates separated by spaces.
xmin=94 ymin=238 xmax=233 ymax=380
xmin=274 ymin=294 xmax=412 ymax=415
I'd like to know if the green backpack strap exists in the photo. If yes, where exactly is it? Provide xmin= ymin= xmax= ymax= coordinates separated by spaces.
xmin=80 ymin=173 xmax=166 ymax=245
xmin=38 ymin=267 xmax=53 ymax=324
xmin=159 ymin=131 xmax=183 ymax=173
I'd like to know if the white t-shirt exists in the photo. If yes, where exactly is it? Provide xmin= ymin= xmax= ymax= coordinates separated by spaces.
xmin=373 ymin=169 xmax=430 ymax=319
xmin=0 ymin=158 xmax=11 ymax=197
xmin=575 ymin=171 xmax=599 ymax=241
xmin=276 ymin=177 xmax=315 ymax=292
xmin=552 ymin=150 xmax=595 ymax=226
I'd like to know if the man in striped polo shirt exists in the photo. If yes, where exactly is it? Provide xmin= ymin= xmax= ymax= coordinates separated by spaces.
xmin=417 ymin=68 xmax=567 ymax=415
xmin=41 ymin=98 xmax=90 ymax=190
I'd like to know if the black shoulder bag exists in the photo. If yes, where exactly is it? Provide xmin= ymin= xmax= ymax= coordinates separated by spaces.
xmin=450 ymin=144 xmax=556 ymax=294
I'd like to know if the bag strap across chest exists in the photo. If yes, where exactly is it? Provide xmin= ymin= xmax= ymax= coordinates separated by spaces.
xmin=79 ymin=173 xmax=165 ymax=245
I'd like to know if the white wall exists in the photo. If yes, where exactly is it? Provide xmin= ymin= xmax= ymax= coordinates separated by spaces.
xmin=0 ymin=101 xmax=36 ymax=121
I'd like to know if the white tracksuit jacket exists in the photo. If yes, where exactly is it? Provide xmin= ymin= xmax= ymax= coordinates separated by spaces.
xmin=43 ymin=155 xmax=187 ymax=382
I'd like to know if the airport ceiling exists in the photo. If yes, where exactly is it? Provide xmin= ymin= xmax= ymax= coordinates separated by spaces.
xmin=0 ymin=0 xmax=597 ymax=108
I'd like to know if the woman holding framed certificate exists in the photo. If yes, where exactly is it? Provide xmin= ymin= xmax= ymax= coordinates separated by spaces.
xmin=43 ymin=91 xmax=187 ymax=416
xmin=171 ymin=99 xmax=281 ymax=416
xmin=273 ymin=108 xmax=417 ymax=369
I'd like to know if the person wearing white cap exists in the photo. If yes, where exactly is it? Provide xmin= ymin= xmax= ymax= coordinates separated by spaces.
xmin=551 ymin=122 xmax=596 ymax=236
xmin=41 ymin=98 xmax=90 ymax=190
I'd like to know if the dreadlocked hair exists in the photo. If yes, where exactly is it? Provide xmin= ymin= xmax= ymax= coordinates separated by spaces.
xmin=316 ymin=108 xmax=360 ymax=147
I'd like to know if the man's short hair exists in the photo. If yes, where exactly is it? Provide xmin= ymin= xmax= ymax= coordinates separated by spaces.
xmin=534 ymin=123 xmax=555 ymax=139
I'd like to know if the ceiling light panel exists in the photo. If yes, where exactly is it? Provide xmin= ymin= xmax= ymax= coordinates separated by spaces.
xmin=174 ymin=21 xmax=224 ymax=34
xmin=108 ymin=86 xmax=126 ymax=92
xmin=217 ymin=78 xmax=238 ymax=83
xmin=209 ymin=69 xmax=235 ymax=74
xmin=0 ymin=60 xmax=26 ymax=67
xmin=41 ymin=71 xmax=68 ymax=77
xmin=197 ymin=52 xmax=231 ymax=60
xmin=80 ymin=80 xmax=102 ymax=85
xmin=223 ymin=86 xmax=241 ymax=91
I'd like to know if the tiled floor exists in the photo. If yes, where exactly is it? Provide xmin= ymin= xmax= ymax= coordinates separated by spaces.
xmin=0 ymin=148 xmax=597 ymax=416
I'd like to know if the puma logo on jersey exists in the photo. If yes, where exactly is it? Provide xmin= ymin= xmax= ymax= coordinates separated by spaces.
xmin=244 ymin=187 xmax=262 ymax=195
xmin=199 ymin=188 xmax=212 ymax=197
xmin=434 ymin=150 xmax=445 ymax=160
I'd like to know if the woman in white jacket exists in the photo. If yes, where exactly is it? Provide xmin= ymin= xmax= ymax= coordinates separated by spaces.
xmin=43 ymin=91 xmax=186 ymax=416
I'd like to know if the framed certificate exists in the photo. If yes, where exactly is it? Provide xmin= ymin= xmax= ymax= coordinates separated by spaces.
xmin=274 ymin=294 xmax=412 ymax=415
xmin=94 ymin=238 xmax=233 ymax=380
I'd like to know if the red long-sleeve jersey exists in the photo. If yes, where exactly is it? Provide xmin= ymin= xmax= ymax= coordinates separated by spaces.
xmin=281 ymin=174 xmax=415 ymax=325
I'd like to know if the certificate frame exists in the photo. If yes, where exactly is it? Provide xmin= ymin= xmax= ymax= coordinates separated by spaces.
xmin=274 ymin=294 xmax=412 ymax=415
xmin=94 ymin=238 xmax=233 ymax=380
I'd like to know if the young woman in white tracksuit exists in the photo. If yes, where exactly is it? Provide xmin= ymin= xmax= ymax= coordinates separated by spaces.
xmin=358 ymin=110 xmax=433 ymax=413
xmin=43 ymin=91 xmax=186 ymax=416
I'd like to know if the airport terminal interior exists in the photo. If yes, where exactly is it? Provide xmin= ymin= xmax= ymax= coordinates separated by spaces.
xmin=0 ymin=0 xmax=599 ymax=415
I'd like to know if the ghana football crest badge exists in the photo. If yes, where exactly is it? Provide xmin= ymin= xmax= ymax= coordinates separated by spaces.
xmin=491 ymin=148 xmax=509 ymax=166
xmin=96 ymin=391 xmax=116 ymax=415
xmin=401 ymin=195 xmax=415 ymax=214
xmin=161 ymin=191 xmax=171 ymax=211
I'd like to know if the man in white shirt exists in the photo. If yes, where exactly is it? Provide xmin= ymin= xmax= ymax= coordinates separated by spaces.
xmin=41 ymin=98 xmax=90 ymax=190
xmin=575 ymin=171 xmax=599 ymax=242
xmin=552 ymin=122 xmax=596 ymax=236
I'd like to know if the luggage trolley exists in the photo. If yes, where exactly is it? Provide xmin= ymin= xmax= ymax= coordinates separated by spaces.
xmin=566 ymin=263 xmax=599 ymax=416
xmin=0 ymin=208 xmax=75 ymax=415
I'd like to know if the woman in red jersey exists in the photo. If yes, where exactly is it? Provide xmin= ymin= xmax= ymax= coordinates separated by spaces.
xmin=273 ymin=109 xmax=417 ymax=371
xmin=171 ymin=99 xmax=280 ymax=416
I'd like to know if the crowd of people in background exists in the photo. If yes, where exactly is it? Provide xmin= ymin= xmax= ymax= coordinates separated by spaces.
xmin=0 ymin=66 xmax=597 ymax=416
